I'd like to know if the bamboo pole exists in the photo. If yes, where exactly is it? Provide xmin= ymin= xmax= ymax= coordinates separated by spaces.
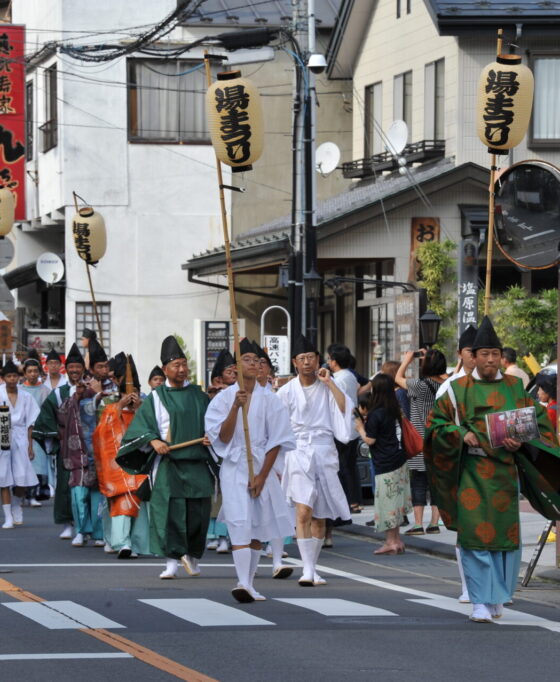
xmin=203 ymin=53 xmax=255 ymax=487
xmin=73 ymin=192 xmax=105 ymax=348
xmin=169 ymin=437 xmax=204 ymax=452
xmin=483 ymin=29 xmax=504 ymax=316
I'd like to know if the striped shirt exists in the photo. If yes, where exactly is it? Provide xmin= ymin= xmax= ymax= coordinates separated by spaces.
xmin=405 ymin=377 xmax=441 ymax=471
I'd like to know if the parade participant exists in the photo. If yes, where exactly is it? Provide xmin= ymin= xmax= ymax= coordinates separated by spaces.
xmin=94 ymin=354 xmax=149 ymax=558
xmin=148 ymin=366 xmax=165 ymax=390
xmin=88 ymin=338 xmax=117 ymax=395
xmin=206 ymin=348 xmax=236 ymax=553
xmin=277 ymin=334 xmax=351 ymax=585
xmin=501 ymin=347 xmax=530 ymax=389
xmin=81 ymin=327 xmax=97 ymax=371
xmin=535 ymin=371 xmax=557 ymax=428
xmin=32 ymin=343 xmax=86 ymax=539
xmin=44 ymin=348 xmax=68 ymax=391
xmin=1 ymin=360 xmax=40 ymax=529
xmin=117 ymin=336 xmax=213 ymax=579
xmin=205 ymin=338 xmax=295 ymax=603
xmin=436 ymin=325 xmax=477 ymax=400
xmin=425 ymin=316 xmax=560 ymax=623
xmin=20 ymin=359 xmax=52 ymax=504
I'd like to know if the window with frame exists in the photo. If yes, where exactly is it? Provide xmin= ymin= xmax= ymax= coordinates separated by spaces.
xmin=396 ymin=0 xmax=401 ymax=18
xmin=531 ymin=54 xmax=560 ymax=146
xmin=40 ymin=64 xmax=57 ymax=152
xmin=128 ymin=59 xmax=210 ymax=143
xmin=424 ymin=58 xmax=444 ymax=140
xmin=393 ymin=71 xmax=412 ymax=133
xmin=75 ymin=302 xmax=111 ymax=355
xmin=407 ymin=0 xmax=412 ymax=14
xmin=26 ymin=80 xmax=33 ymax=161
xmin=364 ymin=82 xmax=383 ymax=156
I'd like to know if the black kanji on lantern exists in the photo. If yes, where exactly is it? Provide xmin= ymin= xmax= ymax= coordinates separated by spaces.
xmin=215 ymin=84 xmax=252 ymax=165
xmin=73 ymin=221 xmax=92 ymax=262
xmin=483 ymin=69 xmax=520 ymax=146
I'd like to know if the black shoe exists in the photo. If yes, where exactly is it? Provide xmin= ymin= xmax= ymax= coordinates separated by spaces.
xmin=400 ymin=516 xmax=409 ymax=528
xmin=365 ymin=520 xmax=376 ymax=527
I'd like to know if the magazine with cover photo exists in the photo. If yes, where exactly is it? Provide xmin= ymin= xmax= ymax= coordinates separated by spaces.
xmin=485 ymin=406 xmax=540 ymax=449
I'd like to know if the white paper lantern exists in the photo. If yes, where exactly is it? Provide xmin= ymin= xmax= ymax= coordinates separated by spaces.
xmin=0 ymin=188 xmax=15 ymax=237
xmin=477 ymin=54 xmax=534 ymax=154
xmin=206 ymin=70 xmax=264 ymax=172
xmin=72 ymin=207 xmax=107 ymax=265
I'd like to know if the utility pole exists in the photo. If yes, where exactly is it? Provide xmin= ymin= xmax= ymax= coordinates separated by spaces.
xmin=288 ymin=0 xmax=308 ymax=345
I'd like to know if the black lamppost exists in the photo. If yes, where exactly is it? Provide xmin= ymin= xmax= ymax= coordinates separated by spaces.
xmin=304 ymin=267 xmax=322 ymax=347
xmin=419 ymin=310 xmax=442 ymax=349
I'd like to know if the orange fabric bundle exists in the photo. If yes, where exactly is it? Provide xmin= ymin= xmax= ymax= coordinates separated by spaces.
xmin=93 ymin=403 xmax=147 ymax=518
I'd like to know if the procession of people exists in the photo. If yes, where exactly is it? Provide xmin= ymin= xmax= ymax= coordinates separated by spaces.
xmin=1 ymin=320 xmax=560 ymax=620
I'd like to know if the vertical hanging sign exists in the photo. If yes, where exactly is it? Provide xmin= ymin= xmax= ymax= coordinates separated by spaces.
xmin=458 ymin=238 xmax=479 ymax=335
xmin=0 ymin=26 xmax=25 ymax=221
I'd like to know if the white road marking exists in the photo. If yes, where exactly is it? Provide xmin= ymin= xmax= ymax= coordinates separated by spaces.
xmin=3 ymin=601 xmax=125 ymax=630
xmin=139 ymin=598 xmax=275 ymax=627
xmin=410 ymin=596 xmax=560 ymax=634
xmin=275 ymin=598 xmax=397 ymax=617
xmin=0 ymin=563 xmax=239 ymax=568
xmin=0 ymin=653 xmax=132 ymax=660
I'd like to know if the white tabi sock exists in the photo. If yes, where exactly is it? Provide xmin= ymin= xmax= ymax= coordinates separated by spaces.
xmin=232 ymin=547 xmax=252 ymax=587
xmin=311 ymin=536 xmax=326 ymax=584
xmin=249 ymin=549 xmax=261 ymax=586
xmin=456 ymin=545 xmax=470 ymax=602
xmin=2 ymin=503 xmax=14 ymax=529
xmin=11 ymin=496 xmax=23 ymax=524
xmin=297 ymin=538 xmax=315 ymax=583
xmin=269 ymin=537 xmax=285 ymax=571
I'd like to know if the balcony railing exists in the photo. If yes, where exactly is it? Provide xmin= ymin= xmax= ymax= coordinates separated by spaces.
xmin=39 ymin=119 xmax=58 ymax=153
xmin=342 ymin=139 xmax=445 ymax=179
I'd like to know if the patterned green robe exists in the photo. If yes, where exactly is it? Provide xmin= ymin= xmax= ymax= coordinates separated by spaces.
xmin=424 ymin=371 xmax=560 ymax=551
xmin=116 ymin=382 xmax=213 ymax=559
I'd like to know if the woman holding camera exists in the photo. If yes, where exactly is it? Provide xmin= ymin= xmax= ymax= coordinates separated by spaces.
xmin=354 ymin=373 xmax=412 ymax=554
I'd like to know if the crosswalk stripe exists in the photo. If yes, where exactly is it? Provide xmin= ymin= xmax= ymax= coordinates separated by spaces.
xmin=2 ymin=601 xmax=125 ymax=630
xmin=139 ymin=598 xmax=275 ymax=627
xmin=0 ymin=653 xmax=133 ymax=661
xmin=274 ymin=598 xmax=397 ymax=617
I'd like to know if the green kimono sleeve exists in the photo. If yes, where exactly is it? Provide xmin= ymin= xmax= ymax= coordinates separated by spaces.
xmin=424 ymin=392 xmax=468 ymax=531
xmin=116 ymin=393 xmax=159 ymax=475
xmin=32 ymin=390 xmax=61 ymax=455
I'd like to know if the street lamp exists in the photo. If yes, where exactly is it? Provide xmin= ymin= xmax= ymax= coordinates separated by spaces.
xmin=419 ymin=310 xmax=442 ymax=349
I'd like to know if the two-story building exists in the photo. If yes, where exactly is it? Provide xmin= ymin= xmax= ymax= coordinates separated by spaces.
xmin=186 ymin=0 xmax=560 ymax=373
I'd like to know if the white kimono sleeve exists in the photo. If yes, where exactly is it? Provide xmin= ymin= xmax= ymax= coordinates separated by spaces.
xmin=327 ymin=387 xmax=352 ymax=444
xmin=24 ymin=391 xmax=41 ymax=428
xmin=263 ymin=391 xmax=296 ymax=456
xmin=204 ymin=387 xmax=241 ymax=461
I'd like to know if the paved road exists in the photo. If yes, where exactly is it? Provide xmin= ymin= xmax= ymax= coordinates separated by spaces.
xmin=1 ymin=504 xmax=560 ymax=682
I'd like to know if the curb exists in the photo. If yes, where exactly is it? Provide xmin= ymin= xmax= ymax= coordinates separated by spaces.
xmin=337 ymin=523 xmax=560 ymax=585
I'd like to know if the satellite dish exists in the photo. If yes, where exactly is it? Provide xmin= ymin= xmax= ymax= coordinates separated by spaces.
xmin=36 ymin=252 xmax=64 ymax=285
xmin=316 ymin=142 xmax=341 ymax=176
xmin=385 ymin=120 xmax=408 ymax=155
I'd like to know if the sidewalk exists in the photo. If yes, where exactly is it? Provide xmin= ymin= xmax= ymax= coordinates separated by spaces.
xmin=338 ymin=502 xmax=560 ymax=584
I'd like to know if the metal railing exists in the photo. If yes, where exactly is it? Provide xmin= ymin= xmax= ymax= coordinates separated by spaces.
xmin=342 ymin=139 xmax=446 ymax=179
xmin=39 ymin=119 xmax=58 ymax=153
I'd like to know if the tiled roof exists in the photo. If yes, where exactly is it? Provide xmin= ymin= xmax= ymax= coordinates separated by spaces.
xmin=183 ymin=0 xmax=343 ymax=29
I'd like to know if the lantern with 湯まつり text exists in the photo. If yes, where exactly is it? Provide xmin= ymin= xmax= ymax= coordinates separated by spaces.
xmin=206 ymin=70 xmax=264 ymax=173
xmin=72 ymin=207 xmax=107 ymax=265
xmin=0 ymin=188 xmax=15 ymax=237
xmin=477 ymin=54 xmax=534 ymax=155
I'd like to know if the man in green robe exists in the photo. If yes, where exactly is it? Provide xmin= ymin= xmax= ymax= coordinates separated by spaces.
xmin=425 ymin=316 xmax=560 ymax=623
xmin=117 ymin=335 xmax=213 ymax=579
xmin=32 ymin=343 xmax=86 ymax=539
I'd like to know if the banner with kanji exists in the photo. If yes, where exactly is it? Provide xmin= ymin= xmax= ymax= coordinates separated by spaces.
xmin=0 ymin=25 xmax=25 ymax=220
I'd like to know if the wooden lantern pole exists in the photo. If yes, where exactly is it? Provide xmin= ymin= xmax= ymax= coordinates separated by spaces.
xmin=483 ymin=28 xmax=503 ymax=316
xmin=203 ymin=53 xmax=255 ymax=486
xmin=73 ymin=191 xmax=104 ymax=348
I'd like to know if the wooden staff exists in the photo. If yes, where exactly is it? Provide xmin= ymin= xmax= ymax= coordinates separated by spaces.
xmin=169 ymin=437 xmax=204 ymax=452
xmin=203 ymin=53 xmax=255 ymax=486
xmin=73 ymin=191 xmax=105 ymax=347
xmin=483 ymin=28 xmax=503 ymax=316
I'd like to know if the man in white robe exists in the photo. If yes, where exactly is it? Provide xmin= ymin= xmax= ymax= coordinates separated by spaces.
xmin=277 ymin=334 xmax=352 ymax=585
xmin=205 ymin=338 xmax=296 ymax=603
xmin=0 ymin=360 xmax=40 ymax=529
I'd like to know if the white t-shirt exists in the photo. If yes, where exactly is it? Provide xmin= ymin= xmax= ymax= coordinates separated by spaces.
xmin=332 ymin=368 xmax=359 ymax=439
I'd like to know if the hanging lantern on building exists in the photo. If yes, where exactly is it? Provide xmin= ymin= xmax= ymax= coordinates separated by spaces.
xmin=206 ymin=70 xmax=264 ymax=173
xmin=477 ymin=54 xmax=534 ymax=155
xmin=0 ymin=188 xmax=15 ymax=237
xmin=71 ymin=207 xmax=107 ymax=265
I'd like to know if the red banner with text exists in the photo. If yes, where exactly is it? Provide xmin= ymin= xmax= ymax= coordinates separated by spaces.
xmin=0 ymin=25 xmax=25 ymax=220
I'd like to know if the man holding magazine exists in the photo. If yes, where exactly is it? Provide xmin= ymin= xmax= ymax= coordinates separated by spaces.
xmin=424 ymin=316 xmax=560 ymax=624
